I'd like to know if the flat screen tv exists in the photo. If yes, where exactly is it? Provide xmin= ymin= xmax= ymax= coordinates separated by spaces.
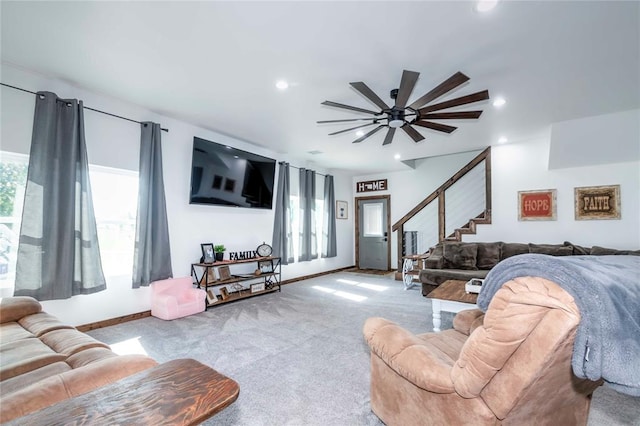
xmin=189 ymin=137 xmax=276 ymax=209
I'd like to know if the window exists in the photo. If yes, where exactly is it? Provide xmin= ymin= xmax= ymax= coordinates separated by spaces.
xmin=0 ymin=151 xmax=139 ymax=294
xmin=0 ymin=152 xmax=28 ymax=296
xmin=289 ymin=172 xmax=324 ymax=262
xmin=89 ymin=165 xmax=138 ymax=278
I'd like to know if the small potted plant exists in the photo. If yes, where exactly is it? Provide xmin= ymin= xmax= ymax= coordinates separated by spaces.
xmin=213 ymin=244 xmax=226 ymax=262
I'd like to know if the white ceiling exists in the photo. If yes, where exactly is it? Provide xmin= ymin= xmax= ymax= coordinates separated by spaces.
xmin=1 ymin=1 xmax=639 ymax=174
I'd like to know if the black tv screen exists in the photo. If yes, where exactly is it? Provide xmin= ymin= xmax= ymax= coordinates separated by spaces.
xmin=189 ymin=137 xmax=276 ymax=209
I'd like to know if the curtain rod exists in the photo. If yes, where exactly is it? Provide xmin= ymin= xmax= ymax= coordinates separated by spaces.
xmin=280 ymin=161 xmax=327 ymax=177
xmin=1 ymin=82 xmax=169 ymax=133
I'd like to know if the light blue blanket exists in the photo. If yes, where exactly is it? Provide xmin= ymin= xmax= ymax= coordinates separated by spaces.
xmin=478 ymin=254 xmax=640 ymax=396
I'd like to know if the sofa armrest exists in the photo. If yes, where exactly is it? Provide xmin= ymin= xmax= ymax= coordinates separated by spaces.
xmin=453 ymin=309 xmax=485 ymax=336
xmin=183 ymin=288 xmax=206 ymax=303
xmin=363 ymin=317 xmax=455 ymax=393
xmin=0 ymin=297 xmax=42 ymax=324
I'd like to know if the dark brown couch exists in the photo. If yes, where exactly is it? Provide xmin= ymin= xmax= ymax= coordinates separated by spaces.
xmin=419 ymin=241 xmax=639 ymax=296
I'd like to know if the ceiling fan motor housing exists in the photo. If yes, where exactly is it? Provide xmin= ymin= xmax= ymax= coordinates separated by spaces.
xmin=388 ymin=107 xmax=405 ymax=128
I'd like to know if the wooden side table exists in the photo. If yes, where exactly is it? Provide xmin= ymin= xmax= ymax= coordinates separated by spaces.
xmin=426 ymin=279 xmax=479 ymax=332
xmin=6 ymin=359 xmax=240 ymax=425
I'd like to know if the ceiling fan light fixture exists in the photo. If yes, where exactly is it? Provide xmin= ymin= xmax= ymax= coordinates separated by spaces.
xmin=389 ymin=119 xmax=404 ymax=128
xmin=475 ymin=0 xmax=499 ymax=13
xmin=275 ymin=80 xmax=289 ymax=90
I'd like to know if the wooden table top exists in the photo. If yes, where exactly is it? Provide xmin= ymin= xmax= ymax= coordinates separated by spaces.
xmin=7 ymin=358 xmax=239 ymax=426
xmin=426 ymin=279 xmax=479 ymax=304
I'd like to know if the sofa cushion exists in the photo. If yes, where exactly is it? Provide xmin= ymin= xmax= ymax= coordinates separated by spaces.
xmin=420 ymin=269 xmax=489 ymax=287
xmin=528 ymin=243 xmax=573 ymax=256
xmin=0 ymin=354 xmax=158 ymax=422
xmin=19 ymin=313 xmax=75 ymax=337
xmin=590 ymin=246 xmax=640 ymax=256
xmin=501 ymin=243 xmax=529 ymax=259
xmin=0 ymin=322 xmax=36 ymax=344
xmin=66 ymin=347 xmax=119 ymax=368
xmin=563 ymin=241 xmax=591 ymax=255
xmin=39 ymin=329 xmax=110 ymax=356
xmin=424 ymin=244 xmax=445 ymax=269
xmin=0 ymin=338 xmax=67 ymax=381
xmin=0 ymin=361 xmax=71 ymax=396
xmin=476 ymin=242 xmax=502 ymax=270
xmin=0 ymin=296 xmax=42 ymax=324
xmin=443 ymin=243 xmax=478 ymax=270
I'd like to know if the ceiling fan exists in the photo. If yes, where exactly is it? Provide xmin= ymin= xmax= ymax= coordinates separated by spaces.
xmin=317 ymin=70 xmax=489 ymax=145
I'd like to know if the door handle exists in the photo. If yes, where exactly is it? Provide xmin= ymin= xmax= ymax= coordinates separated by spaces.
xmin=383 ymin=238 xmax=388 ymax=242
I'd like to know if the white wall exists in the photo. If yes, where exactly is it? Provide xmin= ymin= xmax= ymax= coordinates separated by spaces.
xmin=1 ymin=64 xmax=355 ymax=325
xmin=465 ymin=135 xmax=640 ymax=249
xmin=351 ymin=150 xmax=484 ymax=267
xmin=352 ymin=109 xmax=640 ymax=266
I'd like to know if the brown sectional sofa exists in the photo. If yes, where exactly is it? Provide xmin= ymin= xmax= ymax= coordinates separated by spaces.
xmin=419 ymin=241 xmax=639 ymax=296
xmin=0 ymin=296 xmax=239 ymax=423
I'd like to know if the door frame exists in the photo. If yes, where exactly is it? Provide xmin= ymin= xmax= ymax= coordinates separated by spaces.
xmin=355 ymin=194 xmax=391 ymax=270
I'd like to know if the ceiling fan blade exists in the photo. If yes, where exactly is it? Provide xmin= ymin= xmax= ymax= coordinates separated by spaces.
xmin=419 ymin=111 xmax=483 ymax=120
xmin=401 ymin=124 xmax=425 ymax=143
xmin=352 ymin=125 xmax=385 ymax=143
xmin=321 ymin=100 xmax=380 ymax=115
xmin=317 ymin=117 xmax=382 ymax=124
xmin=328 ymin=122 xmax=379 ymax=136
xmin=349 ymin=82 xmax=390 ymax=110
xmin=382 ymin=127 xmax=396 ymax=145
xmin=395 ymin=70 xmax=420 ymax=109
xmin=418 ymin=90 xmax=490 ymax=114
xmin=413 ymin=120 xmax=457 ymax=133
xmin=407 ymin=71 xmax=470 ymax=109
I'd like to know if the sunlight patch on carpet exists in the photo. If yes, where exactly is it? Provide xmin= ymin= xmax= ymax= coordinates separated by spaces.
xmin=312 ymin=285 xmax=367 ymax=302
xmin=336 ymin=278 xmax=388 ymax=292
xmin=109 ymin=337 xmax=148 ymax=356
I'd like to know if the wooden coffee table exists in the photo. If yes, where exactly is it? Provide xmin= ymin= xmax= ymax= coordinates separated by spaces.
xmin=426 ymin=279 xmax=479 ymax=332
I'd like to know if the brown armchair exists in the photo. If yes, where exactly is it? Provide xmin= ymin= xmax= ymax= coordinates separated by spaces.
xmin=363 ymin=276 xmax=602 ymax=425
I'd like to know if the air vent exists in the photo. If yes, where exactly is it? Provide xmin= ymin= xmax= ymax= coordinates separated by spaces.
xmin=307 ymin=150 xmax=323 ymax=155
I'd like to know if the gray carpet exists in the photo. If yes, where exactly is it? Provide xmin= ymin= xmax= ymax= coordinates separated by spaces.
xmin=88 ymin=272 xmax=640 ymax=425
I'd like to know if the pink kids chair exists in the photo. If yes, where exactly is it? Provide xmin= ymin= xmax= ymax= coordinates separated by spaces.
xmin=150 ymin=276 xmax=206 ymax=320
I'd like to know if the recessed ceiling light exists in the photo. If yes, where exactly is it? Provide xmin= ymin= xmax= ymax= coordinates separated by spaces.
xmin=394 ymin=154 xmax=401 ymax=160
xmin=356 ymin=130 xmax=365 ymax=137
xmin=475 ymin=0 xmax=499 ymax=13
xmin=498 ymin=136 xmax=508 ymax=144
xmin=493 ymin=98 xmax=506 ymax=107
xmin=275 ymin=80 xmax=289 ymax=90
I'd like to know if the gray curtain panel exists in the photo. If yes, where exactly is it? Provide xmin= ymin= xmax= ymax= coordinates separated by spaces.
xmin=322 ymin=175 xmax=337 ymax=258
xmin=298 ymin=168 xmax=317 ymax=262
xmin=15 ymin=91 xmax=106 ymax=300
xmin=271 ymin=162 xmax=293 ymax=264
xmin=132 ymin=122 xmax=173 ymax=288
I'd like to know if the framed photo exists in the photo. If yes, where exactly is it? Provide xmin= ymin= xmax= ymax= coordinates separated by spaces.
xmin=206 ymin=267 xmax=217 ymax=284
xmin=219 ymin=287 xmax=230 ymax=300
xmin=518 ymin=189 xmax=557 ymax=221
xmin=251 ymin=282 xmax=265 ymax=293
xmin=258 ymin=259 xmax=273 ymax=274
xmin=336 ymin=200 xmax=348 ymax=219
xmin=218 ymin=265 xmax=231 ymax=281
xmin=575 ymin=185 xmax=621 ymax=220
xmin=201 ymin=243 xmax=215 ymax=263
xmin=206 ymin=289 xmax=219 ymax=304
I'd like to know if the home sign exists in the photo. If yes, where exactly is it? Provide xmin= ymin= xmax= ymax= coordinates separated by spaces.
xmin=356 ymin=179 xmax=387 ymax=193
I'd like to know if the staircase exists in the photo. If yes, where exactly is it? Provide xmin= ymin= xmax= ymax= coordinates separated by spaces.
xmin=392 ymin=147 xmax=492 ymax=280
